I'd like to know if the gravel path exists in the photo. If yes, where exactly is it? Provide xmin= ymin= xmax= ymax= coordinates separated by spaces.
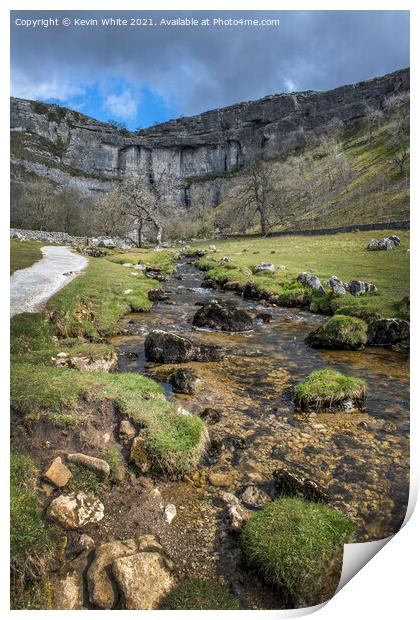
xmin=10 ymin=246 xmax=88 ymax=316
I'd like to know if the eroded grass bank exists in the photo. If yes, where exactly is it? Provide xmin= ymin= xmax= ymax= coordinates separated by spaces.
xmin=10 ymin=248 xmax=208 ymax=608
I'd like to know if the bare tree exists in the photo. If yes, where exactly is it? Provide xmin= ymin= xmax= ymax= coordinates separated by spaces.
xmin=109 ymin=170 xmax=180 ymax=247
xmin=229 ymin=158 xmax=279 ymax=235
xmin=365 ymin=105 xmax=383 ymax=143
xmin=384 ymin=92 xmax=410 ymax=176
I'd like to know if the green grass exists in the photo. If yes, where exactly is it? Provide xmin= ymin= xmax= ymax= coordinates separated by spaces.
xmin=194 ymin=229 xmax=409 ymax=318
xmin=306 ymin=315 xmax=368 ymax=350
xmin=11 ymin=359 xmax=207 ymax=475
xmin=293 ymin=368 xmax=366 ymax=412
xmin=10 ymin=239 xmax=43 ymax=274
xmin=160 ymin=579 xmax=241 ymax=610
xmin=10 ymin=451 xmax=55 ymax=608
xmin=240 ymin=497 xmax=356 ymax=605
xmin=109 ymin=249 xmax=177 ymax=274
xmin=47 ymin=257 xmax=159 ymax=338
xmin=11 ymin=313 xmax=55 ymax=354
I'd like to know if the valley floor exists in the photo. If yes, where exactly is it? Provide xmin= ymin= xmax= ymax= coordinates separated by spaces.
xmin=10 ymin=230 xmax=410 ymax=609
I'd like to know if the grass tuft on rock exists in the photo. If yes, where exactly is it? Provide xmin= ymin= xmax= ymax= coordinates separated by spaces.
xmin=306 ymin=315 xmax=368 ymax=350
xmin=160 ymin=579 xmax=241 ymax=610
xmin=293 ymin=368 xmax=366 ymax=412
xmin=240 ymin=497 xmax=356 ymax=605
xmin=146 ymin=412 xmax=208 ymax=476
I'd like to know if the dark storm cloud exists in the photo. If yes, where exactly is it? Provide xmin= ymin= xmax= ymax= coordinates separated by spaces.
xmin=11 ymin=10 xmax=409 ymax=116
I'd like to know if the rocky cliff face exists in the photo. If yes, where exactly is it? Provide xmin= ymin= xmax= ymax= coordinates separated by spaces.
xmin=10 ymin=67 xmax=409 ymax=207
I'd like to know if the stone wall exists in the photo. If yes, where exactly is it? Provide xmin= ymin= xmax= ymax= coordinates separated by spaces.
xmin=10 ymin=228 xmax=135 ymax=250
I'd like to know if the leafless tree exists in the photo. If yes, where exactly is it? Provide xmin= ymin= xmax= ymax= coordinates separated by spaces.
xmin=364 ymin=105 xmax=383 ymax=143
xmin=384 ymin=92 xmax=410 ymax=176
xmin=109 ymin=169 xmax=181 ymax=247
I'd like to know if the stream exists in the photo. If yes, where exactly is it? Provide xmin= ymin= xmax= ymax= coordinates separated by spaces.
xmin=109 ymin=258 xmax=409 ymax=606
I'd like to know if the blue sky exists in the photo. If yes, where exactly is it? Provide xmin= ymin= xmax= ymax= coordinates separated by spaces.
xmin=11 ymin=10 xmax=409 ymax=130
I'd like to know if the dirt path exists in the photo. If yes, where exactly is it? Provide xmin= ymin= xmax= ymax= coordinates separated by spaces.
xmin=10 ymin=245 xmax=87 ymax=316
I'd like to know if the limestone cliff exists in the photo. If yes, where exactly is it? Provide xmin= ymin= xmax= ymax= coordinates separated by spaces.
xmin=10 ymin=67 xmax=409 ymax=208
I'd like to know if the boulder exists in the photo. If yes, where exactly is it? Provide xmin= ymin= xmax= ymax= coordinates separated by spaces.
xmin=273 ymin=468 xmax=327 ymax=503
xmin=54 ymin=351 xmax=117 ymax=373
xmin=67 ymin=453 xmax=111 ymax=478
xmin=305 ymin=315 xmax=368 ymax=350
xmin=169 ymin=368 xmax=199 ymax=394
xmin=112 ymin=552 xmax=175 ymax=609
xmin=145 ymin=330 xmax=222 ymax=364
xmin=367 ymin=318 xmax=410 ymax=345
xmin=47 ymin=492 xmax=104 ymax=529
xmin=326 ymin=276 xmax=347 ymax=296
xmin=367 ymin=237 xmax=399 ymax=251
xmin=220 ymin=256 xmax=231 ymax=264
xmin=208 ymin=471 xmax=234 ymax=488
xmin=119 ymin=419 xmax=136 ymax=440
xmin=52 ymin=553 xmax=88 ymax=610
xmin=148 ymin=288 xmax=169 ymax=303
xmin=297 ymin=273 xmax=325 ymax=293
xmin=347 ymin=280 xmax=377 ymax=296
xmin=255 ymin=311 xmax=272 ymax=323
xmin=87 ymin=539 xmax=138 ymax=609
xmin=253 ymin=262 xmax=275 ymax=273
xmin=43 ymin=457 xmax=72 ymax=488
xmin=192 ymin=300 xmax=253 ymax=332
xmin=240 ymin=485 xmax=270 ymax=508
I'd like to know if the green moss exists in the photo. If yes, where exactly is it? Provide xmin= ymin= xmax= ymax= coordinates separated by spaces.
xmin=306 ymin=315 xmax=368 ymax=350
xmin=160 ymin=579 xmax=241 ymax=610
xmin=240 ymin=497 xmax=356 ymax=604
xmin=10 ymin=239 xmax=43 ymax=274
xmin=294 ymin=368 xmax=366 ymax=412
xmin=109 ymin=249 xmax=176 ymax=274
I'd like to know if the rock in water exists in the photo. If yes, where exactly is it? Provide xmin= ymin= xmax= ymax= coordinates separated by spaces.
xmin=367 ymin=318 xmax=410 ymax=345
xmin=67 ymin=453 xmax=111 ymax=478
xmin=47 ymin=492 xmax=104 ymax=529
xmin=272 ymin=468 xmax=327 ymax=503
xmin=241 ymin=485 xmax=270 ymax=508
xmin=192 ymin=300 xmax=253 ymax=332
xmin=43 ymin=456 xmax=72 ymax=488
xmin=144 ymin=330 xmax=222 ymax=363
xmin=112 ymin=552 xmax=175 ymax=609
xmin=169 ymin=368 xmax=199 ymax=394
xmin=199 ymin=407 xmax=222 ymax=424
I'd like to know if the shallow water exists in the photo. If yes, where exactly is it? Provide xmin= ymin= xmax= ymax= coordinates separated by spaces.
xmin=111 ymin=260 xmax=410 ymax=545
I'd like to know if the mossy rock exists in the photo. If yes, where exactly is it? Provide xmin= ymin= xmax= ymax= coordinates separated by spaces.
xmin=293 ymin=368 xmax=366 ymax=412
xmin=159 ymin=579 xmax=241 ymax=610
xmin=146 ymin=412 xmax=208 ymax=477
xmin=306 ymin=315 xmax=368 ymax=350
xmin=240 ymin=497 xmax=356 ymax=606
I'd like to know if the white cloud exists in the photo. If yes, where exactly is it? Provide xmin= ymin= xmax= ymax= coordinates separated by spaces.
xmin=11 ymin=71 xmax=85 ymax=101
xmin=102 ymin=89 xmax=138 ymax=120
xmin=284 ymin=78 xmax=298 ymax=93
